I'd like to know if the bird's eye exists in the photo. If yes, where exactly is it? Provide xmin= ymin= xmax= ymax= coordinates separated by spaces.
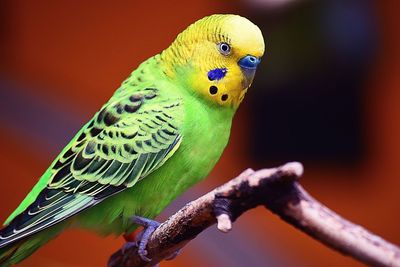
xmin=218 ymin=42 xmax=231 ymax=56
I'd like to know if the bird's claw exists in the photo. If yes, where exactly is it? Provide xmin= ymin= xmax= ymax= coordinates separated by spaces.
xmin=131 ymin=216 xmax=161 ymax=262
xmin=137 ymin=247 xmax=151 ymax=262
xmin=128 ymin=216 xmax=181 ymax=263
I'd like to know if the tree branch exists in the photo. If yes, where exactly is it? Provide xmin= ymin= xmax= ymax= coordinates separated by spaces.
xmin=108 ymin=162 xmax=400 ymax=267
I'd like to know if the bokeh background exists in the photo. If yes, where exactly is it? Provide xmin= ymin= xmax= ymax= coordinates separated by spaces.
xmin=0 ymin=0 xmax=399 ymax=266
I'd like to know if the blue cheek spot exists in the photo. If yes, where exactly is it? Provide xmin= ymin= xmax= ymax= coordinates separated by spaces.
xmin=207 ymin=68 xmax=227 ymax=81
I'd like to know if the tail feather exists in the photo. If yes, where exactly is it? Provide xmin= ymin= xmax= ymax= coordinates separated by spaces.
xmin=0 ymin=224 xmax=65 ymax=266
xmin=0 ymin=240 xmax=35 ymax=267
xmin=0 ymin=243 xmax=19 ymax=267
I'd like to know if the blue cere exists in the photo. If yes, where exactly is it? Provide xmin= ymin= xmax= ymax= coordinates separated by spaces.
xmin=238 ymin=55 xmax=260 ymax=70
xmin=207 ymin=68 xmax=227 ymax=81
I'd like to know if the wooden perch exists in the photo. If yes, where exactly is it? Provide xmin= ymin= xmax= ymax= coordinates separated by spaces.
xmin=108 ymin=162 xmax=400 ymax=267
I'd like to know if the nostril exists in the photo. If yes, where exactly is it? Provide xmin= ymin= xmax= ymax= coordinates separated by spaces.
xmin=238 ymin=55 xmax=260 ymax=69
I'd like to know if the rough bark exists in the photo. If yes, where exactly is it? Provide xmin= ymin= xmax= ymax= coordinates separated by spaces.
xmin=108 ymin=162 xmax=400 ymax=267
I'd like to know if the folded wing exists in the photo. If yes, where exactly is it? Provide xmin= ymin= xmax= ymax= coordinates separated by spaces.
xmin=0 ymin=88 xmax=183 ymax=248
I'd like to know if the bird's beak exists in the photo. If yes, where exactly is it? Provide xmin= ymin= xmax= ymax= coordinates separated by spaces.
xmin=238 ymin=55 xmax=261 ymax=89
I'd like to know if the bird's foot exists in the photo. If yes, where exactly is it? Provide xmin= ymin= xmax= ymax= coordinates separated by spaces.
xmin=131 ymin=216 xmax=161 ymax=262
xmin=128 ymin=216 xmax=182 ymax=263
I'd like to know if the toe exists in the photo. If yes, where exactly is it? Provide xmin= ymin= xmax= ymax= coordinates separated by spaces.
xmin=138 ymin=248 xmax=152 ymax=262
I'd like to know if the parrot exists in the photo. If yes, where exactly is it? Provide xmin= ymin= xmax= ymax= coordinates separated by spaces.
xmin=0 ymin=14 xmax=265 ymax=266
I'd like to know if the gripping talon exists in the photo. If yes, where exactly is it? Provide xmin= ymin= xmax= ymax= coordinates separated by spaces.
xmin=129 ymin=216 xmax=181 ymax=263
xmin=132 ymin=216 xmax=161 ymax=262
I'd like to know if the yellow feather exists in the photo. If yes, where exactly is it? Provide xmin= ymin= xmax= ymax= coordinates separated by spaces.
xmin=160 ymin=14 xmax=265 ymax=108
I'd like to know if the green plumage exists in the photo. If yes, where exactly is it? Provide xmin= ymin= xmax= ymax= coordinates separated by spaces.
xmin=0 ymin=55 xmax=233 ymax=265
xmin=0 ymin=14 xmax=265 ymax=266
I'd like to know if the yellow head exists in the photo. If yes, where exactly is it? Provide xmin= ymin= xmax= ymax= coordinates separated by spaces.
xmin=161 ymin=14 xmax=265 ymax=108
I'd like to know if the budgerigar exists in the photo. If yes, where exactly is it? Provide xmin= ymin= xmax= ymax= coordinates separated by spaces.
xmin=0 ymin=14 xmax=265 ymax=266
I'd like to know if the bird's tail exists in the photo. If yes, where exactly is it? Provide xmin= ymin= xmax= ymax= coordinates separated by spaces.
xmin=0 ymin=241 xmax=23 ymax=267
xmin=0 ymin=224 xmax=64 ymax=266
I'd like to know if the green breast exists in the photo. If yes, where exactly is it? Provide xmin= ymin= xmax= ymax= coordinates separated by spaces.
xmin=76 ymin=88 xmax=234 ymax=235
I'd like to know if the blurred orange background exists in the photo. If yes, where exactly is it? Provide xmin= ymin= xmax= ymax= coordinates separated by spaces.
xmin=0 ymin=0 xmax=399 ymax=266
